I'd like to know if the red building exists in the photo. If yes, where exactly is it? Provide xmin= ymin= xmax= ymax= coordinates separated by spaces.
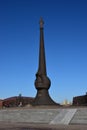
xmin=0 ymin=100 xmax=3 ymax=108
xmin=3 ymin=96 xmax=34 ymax=107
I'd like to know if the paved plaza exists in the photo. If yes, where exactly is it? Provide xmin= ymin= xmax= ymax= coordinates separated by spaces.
xmin=0 ymin=107 xmax=87 ymax=130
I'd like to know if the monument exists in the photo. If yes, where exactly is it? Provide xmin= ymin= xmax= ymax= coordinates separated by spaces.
xmin=32 ymin=18 xmax=58 ymax=105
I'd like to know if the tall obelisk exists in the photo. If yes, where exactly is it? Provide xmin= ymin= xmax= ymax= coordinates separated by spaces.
xmin=32 ymin=18 xmax=58 ymax=105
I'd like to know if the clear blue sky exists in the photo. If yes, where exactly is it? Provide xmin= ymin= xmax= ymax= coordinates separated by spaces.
xmin=0 ymin=0 xmax=87 ymax=103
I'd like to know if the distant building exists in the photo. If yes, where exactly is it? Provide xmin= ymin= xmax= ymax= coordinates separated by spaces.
xmin=61 ymin=99 xmax=72 ymax=106
xmin=73 ymin=93 xmax=87 ymax=106
xmin=3 ymin=96 xmax=34 ymax=107
xmin=0 ymin=99 xmax=3 ymax=108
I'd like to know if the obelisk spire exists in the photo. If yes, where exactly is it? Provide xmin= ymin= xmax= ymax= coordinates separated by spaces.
xmin=32 ymin=18 xmax=58 ymax=106
xmin=39 ymin=17 xmax=44 ymax=28
xmin=38 ymin=17 xmax=47 ymax=76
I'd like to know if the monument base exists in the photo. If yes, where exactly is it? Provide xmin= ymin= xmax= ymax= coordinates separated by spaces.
xmin=32 ymin=89 xmax=59 ymax=106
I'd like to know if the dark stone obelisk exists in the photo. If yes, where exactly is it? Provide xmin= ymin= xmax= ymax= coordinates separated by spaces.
xmin=32 ymin=18 xmax=58 ymax=105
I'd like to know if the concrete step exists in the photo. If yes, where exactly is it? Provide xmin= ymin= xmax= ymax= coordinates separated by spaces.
xmin=0 ymin=109 xmax=61 ymax=124
xmin=1 ymin=108 xmax=87 ymax=125
xmin=70 ymin=108 xmax=87 ymax=124
xmin=50 ymin=109 xmax=77 ymax=125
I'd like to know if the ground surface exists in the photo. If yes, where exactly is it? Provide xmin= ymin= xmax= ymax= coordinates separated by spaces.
xmin=0 ymin=122 xmax=87 ymax=130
